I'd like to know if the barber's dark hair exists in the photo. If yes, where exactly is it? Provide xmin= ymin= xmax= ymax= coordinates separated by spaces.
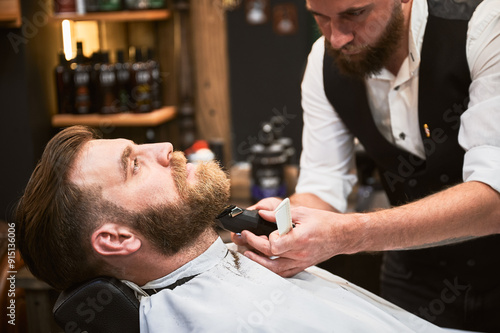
xmin=15 ymin=126 xmax=105 ymax=291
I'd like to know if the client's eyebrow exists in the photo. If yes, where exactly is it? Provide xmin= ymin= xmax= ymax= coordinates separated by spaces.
xmin=121 ymin=145 xmax=132 ymax=181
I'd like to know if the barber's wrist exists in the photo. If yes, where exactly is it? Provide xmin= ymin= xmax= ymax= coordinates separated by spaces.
xmin=337 ymin=213 xmax=372 ymax=255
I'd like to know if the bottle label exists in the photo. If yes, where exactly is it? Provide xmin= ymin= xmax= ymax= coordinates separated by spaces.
xmin=100 ymin=71 xmax=116 ymax=87
xmin=117 ymin=69 xmax=130 ymax=83
xmin=74 ymin=71 xmax=89 ymax=86
xmin=136 ymin=70 xmax=150 ymax=84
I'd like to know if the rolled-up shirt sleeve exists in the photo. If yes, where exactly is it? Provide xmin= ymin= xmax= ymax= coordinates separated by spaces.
xmin=460 ymin=1 xmax=500 ymax=193
xmin=295 ymin=37 xmax=357 ymax=212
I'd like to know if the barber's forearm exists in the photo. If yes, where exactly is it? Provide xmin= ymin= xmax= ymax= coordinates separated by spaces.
xmin=290 ymin=192 xmax=339 ymax=212
xmin=348 ymin=181 xmax=500 ymax=254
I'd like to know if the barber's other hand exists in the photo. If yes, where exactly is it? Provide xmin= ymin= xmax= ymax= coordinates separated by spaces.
xmin=238 ymin=206 xmax=350 ymax=277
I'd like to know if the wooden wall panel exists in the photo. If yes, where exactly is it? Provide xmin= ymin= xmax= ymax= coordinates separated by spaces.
xmin=190 ymin=0 xmax=232 ymax=165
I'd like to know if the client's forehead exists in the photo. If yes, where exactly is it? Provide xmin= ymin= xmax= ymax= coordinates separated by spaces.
xmin=69 ymin=138 xmax=132 ymax=188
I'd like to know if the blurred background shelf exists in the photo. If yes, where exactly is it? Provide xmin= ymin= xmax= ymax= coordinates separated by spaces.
xmin=0 ymin=0 xmax=21 ymax=27
xmin=51 ymin=9 xmax=171 ymax=22
xmin=51 ymin=106 xmax=176 ymax=127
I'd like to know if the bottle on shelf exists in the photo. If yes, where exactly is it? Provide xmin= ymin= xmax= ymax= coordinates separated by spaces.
xmin=146 ymin=48 xmax=162 ymax=110
xmin=149 ymin=0 xmax=166 ymax=9
xmin=96 ymin=52 xmax=119 ymax=114
xmin=124 ymin=0 xmax=165 ymax=10
xmin=54 ymin=52 xmax=74 ymax=114
xmin=72 ymin=42 xmax=92 ymax=114
xmin=54 ymin=0 xmax=77 ymax=13
xmin=84 ymin=0 xmax=100 ymax=12
xmin=89 ymin=51 xmax=102 ymax=113
xmin=115 ymin=49 xmax=132 ymax=112
xmin=130 ymin=47 xmax=152 ymax=113
xmin=98 ymin=0 xmax=122 ymax=11
xmin=124 ymin=0 xmax=149 ymax=10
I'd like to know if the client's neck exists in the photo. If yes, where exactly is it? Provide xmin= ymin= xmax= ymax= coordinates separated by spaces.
xmin=128 ymin=229 xmax=219 ymax=286
xmin=172 ymin=229 xmax=220 ymax=269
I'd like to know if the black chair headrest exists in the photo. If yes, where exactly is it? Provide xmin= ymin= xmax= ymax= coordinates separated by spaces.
xmin=53 ymin=276 xmax=140 ymax=333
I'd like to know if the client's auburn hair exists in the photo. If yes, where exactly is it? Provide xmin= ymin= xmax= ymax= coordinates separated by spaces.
xmin=15 ymin=126 xmax=104 ymax=291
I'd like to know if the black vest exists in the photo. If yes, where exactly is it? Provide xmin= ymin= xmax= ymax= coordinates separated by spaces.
xmin=323 ymin=5 xmax=474 ymax=206
xmin=322 ymin=0 xmax=499 ymax=292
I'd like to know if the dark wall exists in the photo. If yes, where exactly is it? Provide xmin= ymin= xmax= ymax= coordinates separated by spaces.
xmin=0 ymin=32 xmax=35 ymax=222
xmin=226 ymin=0 xmax=317 ymax=164
xmin=0 ymin=0 xmax=58 ymax=222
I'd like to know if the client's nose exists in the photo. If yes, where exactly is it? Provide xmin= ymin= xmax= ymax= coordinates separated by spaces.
xmin=154 ymin=142 xmax=173 ymax=167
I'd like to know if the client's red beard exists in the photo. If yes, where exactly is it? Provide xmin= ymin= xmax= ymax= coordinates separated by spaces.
xmin=131 ymin=152 xmax=230 ymax=255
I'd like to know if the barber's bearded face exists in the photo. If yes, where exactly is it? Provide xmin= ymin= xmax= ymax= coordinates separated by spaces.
xmin=132 ymin=152 xmax=230 ymax=255
xmin=325 ymin=2 xmax=404 ymax=78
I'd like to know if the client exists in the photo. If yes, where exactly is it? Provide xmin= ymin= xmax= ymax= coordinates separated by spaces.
xmin=15 ymin=126 xmax=443 ymax=332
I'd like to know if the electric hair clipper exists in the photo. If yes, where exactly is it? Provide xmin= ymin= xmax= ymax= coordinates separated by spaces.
xmin=215 ymin=205 xmax=277 ymax=236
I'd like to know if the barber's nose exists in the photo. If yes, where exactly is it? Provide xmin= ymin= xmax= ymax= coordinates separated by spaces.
xmin=327 ymin=21 xmax=354 ymax=50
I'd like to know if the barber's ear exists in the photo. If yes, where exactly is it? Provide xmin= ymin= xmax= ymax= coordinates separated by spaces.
xmin=91 ymin=223 xmax=142 ymax=256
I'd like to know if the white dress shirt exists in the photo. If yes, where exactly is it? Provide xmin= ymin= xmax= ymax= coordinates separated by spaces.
xmin=131 ymin=238 xmax=443 ymax=332
xmin=295 ymin=0 xmax=500 ymax=212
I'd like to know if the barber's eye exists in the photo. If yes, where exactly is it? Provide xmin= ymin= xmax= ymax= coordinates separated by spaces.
xmin=133 ymin=158 xmax=140 ymax=174
xmin=348 ymin=9 xmax=365 ymax=17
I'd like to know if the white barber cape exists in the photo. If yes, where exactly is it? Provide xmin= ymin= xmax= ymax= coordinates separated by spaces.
xmin=129 ymin=238 xmax=443 ymax=332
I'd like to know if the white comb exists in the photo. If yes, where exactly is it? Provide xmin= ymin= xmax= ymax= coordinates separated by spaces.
xmin=274 ymin=198 xmax=293 ymax=235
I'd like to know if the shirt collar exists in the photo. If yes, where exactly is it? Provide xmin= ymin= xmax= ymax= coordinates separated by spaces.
xmin=408 ymin=0 xmax=428 ymax=75
xmin=368 ymin=0 xmax=428 ymax=81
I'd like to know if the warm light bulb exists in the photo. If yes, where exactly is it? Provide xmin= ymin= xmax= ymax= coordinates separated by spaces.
xmin=62 ymin=20 xmax=73 ymax=61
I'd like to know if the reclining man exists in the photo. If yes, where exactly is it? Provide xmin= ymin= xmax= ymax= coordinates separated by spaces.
xmin=16 ymin=126 xmax=445 ymax=332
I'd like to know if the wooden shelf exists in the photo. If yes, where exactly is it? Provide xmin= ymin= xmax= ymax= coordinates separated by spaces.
xmin=0 ymin=0 xmax=21 ymax=27
xmin=51 ymin=9 xmax=171 ymax=22
xmin=52 ymin=106 xmax=176 ymax=127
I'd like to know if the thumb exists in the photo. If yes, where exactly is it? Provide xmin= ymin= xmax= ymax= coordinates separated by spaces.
xmin=258 ymin=209 xmax=276 ymax=222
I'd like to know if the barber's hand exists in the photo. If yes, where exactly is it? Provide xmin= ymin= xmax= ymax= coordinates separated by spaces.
xmin=236 ymin=206 xmax=349 ymax=277
xmin=230 ymin=197 xmax=283 ymax=248
xmin=247 ymin=197 xmax=283 ymax=211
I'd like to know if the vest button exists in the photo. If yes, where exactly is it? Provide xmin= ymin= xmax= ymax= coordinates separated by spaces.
xmin=440 ymin=174 xmax=449 ymax=183
xmin=408 ymin=179 xmax=417 ymax=187
xmin=467 ymin=259 xmax=476 ymax=267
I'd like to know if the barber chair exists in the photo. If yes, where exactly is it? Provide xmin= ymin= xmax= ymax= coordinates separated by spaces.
xmin=53 ymin=277 xmax=140 ymax=333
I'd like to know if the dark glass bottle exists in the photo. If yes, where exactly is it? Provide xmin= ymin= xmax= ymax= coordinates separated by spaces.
xmin=130 ymin=48 xmax=152 ymax=113
xmin=149 ymin=0 xmax=166 ymax=9
xmin=98 ymin=0 xmax=122 ymax=11
xmin=54 ymin=0 xmax=76 ymax=13
xmin=146 ymin=48 xmax=162 ymax=110
xmin=124 ymin=0 xmax=149 ymax=10
xmin=73 ymin=42 xmax=92 ymax=114
xmin=85 ymin=0 xmax=100 ymax=12
xmin=115 ymin=50 xmax=132 ymax=112
xmin=97 ymin=52 xmax=119 ymax=114
xmin=55 ymin=52 xmax=74 ymax=114
xmin=89 ymin=51 xmax=102 ymax=114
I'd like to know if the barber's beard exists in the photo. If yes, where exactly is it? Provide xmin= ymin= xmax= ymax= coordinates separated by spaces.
xmin=325 ymin=3 xmax=404 ymax=78
xmin=134 ymin=152 xmax=230 ymax=255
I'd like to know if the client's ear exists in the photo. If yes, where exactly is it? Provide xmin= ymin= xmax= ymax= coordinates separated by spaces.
xmin=91 ymin=223 xmax=142 ymax=256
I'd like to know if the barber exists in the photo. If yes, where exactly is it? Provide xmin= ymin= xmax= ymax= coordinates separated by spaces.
xmin=233 ymin=0 xmax=500 ymax=331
